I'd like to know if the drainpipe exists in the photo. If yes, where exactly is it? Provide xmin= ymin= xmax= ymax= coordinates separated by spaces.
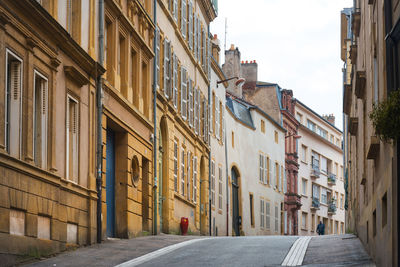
xmin=224 ymin=102 xmax=229 ymax=236
xmin=152 ymin=0 xmax=158 ymax=235
xmin=208 ymin=26 xmax=212 ymax=237
xmin=96 ymin=0 xmax=105 ymax=243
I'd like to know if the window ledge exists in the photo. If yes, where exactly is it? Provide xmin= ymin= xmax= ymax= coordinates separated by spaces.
xmin=174 ymin=192 xmax=196 ymax=208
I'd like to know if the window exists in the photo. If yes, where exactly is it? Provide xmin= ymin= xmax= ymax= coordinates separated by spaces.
xmin=105 ymin=21 xmax=113 ymax=81
xmin=194 ymin=87 xmax=198 ymax=133
xmin=330 ymin=135 xmax=334 ymax=143
xmin=280 ymin=166 xmax=284 ymax=192
xmin=131 ymin=49 xmax=138 ymax=103
xmin=321 ymin=188 xmax=327 ymax=204
xmin=334 ymin=163 xmax=338 ymax=176
xmin=301 ymin=145 xmax=307 ymax=162
xmin=317 ymin=127 xmax=327 ymax=139
xmin=275 ymin=163 xmax=279 ymax=189
xmin=37 ymin=216 xmax=50 ymax=240
xmin=260 ymin=199 xmax=265 ymax=228
xmin=312 ymin=184 xmax=320 ymax=201
xmin=180 ymin=0 xmax=187 ymax=39
xmin=275 ymin=205 xmax=279 ymax=232
xmin=382 ymin=192 xmax=387 ymax=228
xmin=67 ymin=223 xmax=78 ymax=244
xmin=311 ymin=151 xmax=319 ymax=170
xmin=274 ymin=131 xmax=278 ymax=144
xmin=307 ymin=119 xmax=316 ymax=131
xmin=340 ymin=194 xmax=344 ymax=209
xmin=180 ymin=67 xmax=187 ymax=119
xmin=33 ymin=71 xmax=48 ymax=169
xmin=187 ymin=151 xmax=191 ymax=200
xmin=181 ymin=147 xmax=185 ymax=196
xmin=302 ymin=178 xmax=307 ymax=195
xmin=267 ymin=157 xmax=271 ymax=185
xmin=173 ymin=141 xmax=178 ymax=192
xmin=212 ymin=92 xmax=216 ymax=135
xmin=5 ymin=50 xmax=22 ymax=158
xmin=296 ymin=113 xmax=303 ymax=123
xmin=66 ymin=0 xmax=81 ymax=42
xmin=218 ymin=166 xmax=222 ymax=209
xmin=66 ymin=95 xmax=79 ymax=182
xmin=211 ymin=160 xmax=215 ymax=206
xmin=163 ymin=39 xmax=171 ymax=99
xmin=172 ymin=0 xmax=178 ymax=21
xmin=250 ymin=194 xmax=254 ymax=227
xmin=231 ymin=131 xmax=234 ymax=148
xmin=301 ymin=212 xmax=308 ymax=230
xmin=320 ymin=156 xmax=327 ymax=173
xmin=311 ymin=214 xmax=315 ymax=232
xmin=219 ymin=101 xmax=223 ymax=140
xmin=265 ymin=201 xmax=270 ymax=229
xmin=261 ymin=120 xmax=265 ymax=133
xmin=118 ymin=34 xmax=127 ymax=94
xmin=10 ymin=209 xmax=25 ymax=236
xmin=373 ymin=209 xmax=376 ymax=236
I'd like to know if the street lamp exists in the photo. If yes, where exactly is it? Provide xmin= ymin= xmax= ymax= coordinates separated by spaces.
xmin=217 ymin=76 xmax=246 ymax=87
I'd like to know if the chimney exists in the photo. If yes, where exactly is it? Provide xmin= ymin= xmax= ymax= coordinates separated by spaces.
xmin=240 ymin=59 xmax=258 ymax=85
xmin=323 ymin=114 xmax=335 ymax=125
xmin=222 ymin=45 xmax=242 ymax=97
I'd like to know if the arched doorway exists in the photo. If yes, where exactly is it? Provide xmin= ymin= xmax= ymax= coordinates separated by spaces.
xmin=160 ymin=116 xmax=169 ymax=233
xmin=231 ymin=167 xmax=240 ymax=236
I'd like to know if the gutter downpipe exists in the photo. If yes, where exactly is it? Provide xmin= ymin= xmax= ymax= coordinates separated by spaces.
xmin=96 ymin=0 xmax=104 ymax=243
xmin=208 ymin=25 xmax=212 ymax=237
xmin=152 ymin=0 xmax=158 ymax=235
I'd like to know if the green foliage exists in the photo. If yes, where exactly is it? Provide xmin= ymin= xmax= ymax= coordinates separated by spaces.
xmin=369 ymin=90 xmax=400 ymax=142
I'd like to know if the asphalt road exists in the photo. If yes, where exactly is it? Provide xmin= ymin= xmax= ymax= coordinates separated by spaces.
xmin=138 ymin=236 xmax=298 ymax=267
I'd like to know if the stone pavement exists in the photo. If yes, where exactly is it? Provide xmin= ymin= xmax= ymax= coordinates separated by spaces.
xmin=17 ymin=234 xmax=203 ymax=267
xmin=302 ymin=234 xmax=374 ymax=266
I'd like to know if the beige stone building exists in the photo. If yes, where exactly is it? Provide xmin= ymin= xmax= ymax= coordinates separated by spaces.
xmin=0 ymin=0 xmax=102 ymax=255
xmin=155 ymin=0 xmax=216 ymax=235
xmin=295 ymin=101 xmax=345 ymax=236
xmin=341 ymin=1 xmax=399 ymax=265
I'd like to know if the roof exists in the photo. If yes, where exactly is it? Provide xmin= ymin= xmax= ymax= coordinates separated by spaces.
xmin=226 ymin=95 xmax=255 ymax=129
xmin=295 ymin=99 xmax=343 ymax=134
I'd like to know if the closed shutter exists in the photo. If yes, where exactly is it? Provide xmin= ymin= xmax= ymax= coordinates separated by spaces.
xmin=193 ymin=156 xmax=197 ymax=203
xmin=155 ymin=27 xmax=160 ymax=89
xmin=181 ymin=0 xmax=187 ymax=39
xmin=259 ymin=154 xmax=263 ymax=182
xmin=221 ymin=104 xmax=225 ymax=144
xmin=264 ymin=156 xmax=268 ymax=184
xmin=266 ymin=202 xmax=270 ymax=229
xmin=181 ymin=68 xmax=187 ymax=119
xmin=163 ymin=39 xmax=170 ymax=98
xmin=172 ymin=53 xmax=178 ymax=108
xmin=202 ymin=28 xmax=206 ymax=69
xmin=188 ymin=79 xmax=193 ymax=127
xmin=194 ymin=16 xmax=197 ymax=59
xmin=194 ymin=88 xmax=198 ymax=134
xmin=181 ymin=148 xmax=185 ymax=195
xmin=174 ymin=141 xmax=178 ymax=192
xmin=187 ymin=151 xmax=191 ymax=200
xmin=188 ymin=0 xmax=193 ymax=50
xmin=207 ymin=35 xmax=211 ymax=78
xmin=260 ymin=199 xmax=264 ymax=228
xmin=173 ymin=0 xmax=178 ymax=21
xmin=269 ymin=158 xmax=272 ymax=186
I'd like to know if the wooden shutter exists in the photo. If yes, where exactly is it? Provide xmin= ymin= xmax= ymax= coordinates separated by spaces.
xmin=187 ymin=151 xmax=191 ymax=200
xmin=188 ymin=0 xmax=193 ymax=50
xmin=194 ymin=16 xmax=197 ymax=59
xmin=174 ymin=141 xmax=178 ymax=192
xmin=181 ymin=68 xmax=187 ymax=120
xmin=188 ymin=79 xmax=193 ymax=127
xmin=193 ymin=156 xmax=197 ymax=203
xmin=194 ymin=88 xmax=198 ymax=134
xmin=222 ymin=103 xmax=225 ymax=144
xmin=173 ymin=0 xmax=178 ymax=21
xmin=259 ymin=154 xmax=263 ymax=182
xmin=172 ymin=53 xmax=178 ymax=108
xmin=155 ymin=28 xmax=160 ymax=89
xmin=181 ymin=0 xmax=187 ymax=39
xmin=264 ymin=156 xmax=268 ymax=184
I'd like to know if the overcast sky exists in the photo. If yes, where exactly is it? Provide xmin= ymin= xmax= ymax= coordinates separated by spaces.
xmin=210 ymin=0 xmax=353 ymax=130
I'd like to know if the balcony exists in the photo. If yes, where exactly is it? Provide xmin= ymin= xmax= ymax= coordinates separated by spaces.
xmin=354 ymin=71 xmax=366 ymax=99
xmin=327 ymin=173 xmax=336 ymax=186
xmin=367 ymin=136 xmax=380 ymax=160
xmin=328 ymin=200 xmax=337 ymax=215
xmin=310 ymin=165 xmax=320 ymax=179
xmin=311 ymin=197 xmax=320 ymax=211
xmin=285 ymin=192 xmax=302 ymax=209
xmin=352 ymin=11 xmax=361 ymax=37
xmin=348 ymin=117 xmax=358 ymax=136
xmin=343 ymin=84 xmax=352 ymax=115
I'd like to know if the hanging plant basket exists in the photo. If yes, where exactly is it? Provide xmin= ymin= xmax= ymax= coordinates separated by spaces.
xmin=369 ymin=90 xmax=400 ymax=143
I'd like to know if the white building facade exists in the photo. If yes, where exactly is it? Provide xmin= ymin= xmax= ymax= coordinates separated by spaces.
xmin=295 ymin=101 xmax=345 ymax=236
xmin=226 ymin=95 xmax=286 ymax=236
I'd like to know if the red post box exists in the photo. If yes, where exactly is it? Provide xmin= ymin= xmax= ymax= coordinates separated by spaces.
xmin=180 ymin=217 xmax=189 ymax=235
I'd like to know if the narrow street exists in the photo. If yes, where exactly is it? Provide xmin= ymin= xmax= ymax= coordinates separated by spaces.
xmin=22 ymin=234 xmax=373 ymax=267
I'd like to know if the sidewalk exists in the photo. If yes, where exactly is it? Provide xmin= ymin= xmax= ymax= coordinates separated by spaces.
xmin=14 ymin=234 xmax=204 ymax=267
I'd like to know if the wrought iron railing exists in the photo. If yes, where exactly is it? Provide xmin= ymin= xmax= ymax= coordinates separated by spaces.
xmin=328 ymin=199 xmax=337 ymax=213
xmin=328 ymin=173 xmax=337 ymax=184
xmin=312 ymin=197 xmax=320 ymax=208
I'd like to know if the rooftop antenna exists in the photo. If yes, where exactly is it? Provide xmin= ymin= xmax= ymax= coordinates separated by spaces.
xmin=224 ymin=17 xmax=227 ymax=51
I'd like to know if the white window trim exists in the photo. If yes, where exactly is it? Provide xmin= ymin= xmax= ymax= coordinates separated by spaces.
xmin=5 ymin=49 xmax=23 ymax=158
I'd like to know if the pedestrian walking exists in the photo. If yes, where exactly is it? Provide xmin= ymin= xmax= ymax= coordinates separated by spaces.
xmin=316 ymin=221 xmax=325 ymax=235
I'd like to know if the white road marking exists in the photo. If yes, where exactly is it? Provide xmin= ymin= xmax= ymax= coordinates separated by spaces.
xmin=114 ymin=238 xmax=210 ymax=267
xmin=281 ymin=236 xmax=312 ymax=266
